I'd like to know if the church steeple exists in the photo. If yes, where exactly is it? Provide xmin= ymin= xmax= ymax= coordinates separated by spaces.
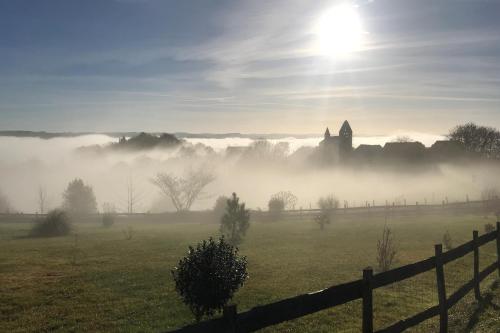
xmin=324 ymin=127 xmax=331 ymax=139
xmin=339 ymin=121 xmax=353 ymax=153
xmin=339 ymin=121 xmax=352 ymax=137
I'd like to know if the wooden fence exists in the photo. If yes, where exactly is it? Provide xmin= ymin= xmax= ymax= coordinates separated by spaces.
xmin=1 ymin=199 xmax=498 ymax=224
xmin=168 ymin=222 xmax=500 ymax=333
xmin=251 ymin=199 xmax=499 ymax=222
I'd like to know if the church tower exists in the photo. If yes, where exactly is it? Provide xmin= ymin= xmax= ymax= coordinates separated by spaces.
xmin=339 ymin=120 xmax=353 ymax=153
xmin=324 ymin=127 xmax=331 ymax=140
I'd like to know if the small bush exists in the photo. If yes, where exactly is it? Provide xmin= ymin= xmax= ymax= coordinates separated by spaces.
xmin=31 ymin=209 xmax=71 ymax=237
xmin=172 ymin=236 xmax=248 ymax=321
xmin=315 ymin=195 xmax=339 ymax=229
xmin=318 ymin=195 xmax=339 ymax=211
xmin=102 ymin=213 xmax=115 ymax=227
xmin=314 ymin=213 xmax=330 ymax=230
xmin=442 ymin=230 xmax=453 ymax=250
xmin=484 ymin=223 xmax=495 ymax=233
xmin=376 ymin=225 xmax=397 ymax=272
xmin=122 ymin=226 xmax=134 ymax=240
xmin=268 ymin=197 xmax=285 ymax=221
xmin=212 ymin=196 xmax=229 ymax=223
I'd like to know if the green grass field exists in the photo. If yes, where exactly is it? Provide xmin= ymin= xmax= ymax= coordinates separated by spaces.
xmin=1 ymin=213 xmax=499 ymax=332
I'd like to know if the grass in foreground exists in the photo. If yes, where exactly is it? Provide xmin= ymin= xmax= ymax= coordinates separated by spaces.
xmin=0 ymin=213 xmax=499 ymax=332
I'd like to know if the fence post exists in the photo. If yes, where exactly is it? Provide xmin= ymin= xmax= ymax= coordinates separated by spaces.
xmin=435 ymin=244 xmax=448 ymax=333
xmin=223 ymin=304 xmax=237 ymax=333
xmin=473 ymin=230 xmax=481 ymax=301
xmin=362 ymin=267 xmax=373 ymax=333
xmin=496 ymin=222 xmax=500 ymax=277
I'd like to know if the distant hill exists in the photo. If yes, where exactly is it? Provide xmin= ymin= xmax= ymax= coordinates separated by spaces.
xmin=0 ymin=131 xmax=95 ymax=139
xmin=0 ymin=130 xmax=318 ymax=140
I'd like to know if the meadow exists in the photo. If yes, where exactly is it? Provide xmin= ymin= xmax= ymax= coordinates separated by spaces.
xmin=1 ymin=213 xmax=499 ymax=333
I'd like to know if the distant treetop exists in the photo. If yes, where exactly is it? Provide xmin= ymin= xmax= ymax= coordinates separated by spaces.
xmin=114 ymin=132 xmax=181 ymax=150
xmin=62 ymin=178 xmax=97 ymax=215
xmin=448 ymin=123 xmax=500 ymax=158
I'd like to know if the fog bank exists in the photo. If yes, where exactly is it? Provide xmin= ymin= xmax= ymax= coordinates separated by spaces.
xmin=2 ymin=132 xmax=496 ymax=214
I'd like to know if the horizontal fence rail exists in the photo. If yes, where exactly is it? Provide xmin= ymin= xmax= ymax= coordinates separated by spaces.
xmin=1 ymin=199 xmax=499 ymax=223
xmin=168 ymin=222 xmax=500 ymax=333
xmin=252 ymin=199 xmax=499 ymax=222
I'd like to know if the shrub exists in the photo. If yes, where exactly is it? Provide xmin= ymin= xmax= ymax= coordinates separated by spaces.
xmin=484 ymin=223 xmax=495 ymax=233
xmin=172 ymin=237 xmax=248 ymax=321
xmin=31 ymin=209 xmax=71 ymax=237
xmin=318 ymin=195 xmax=339 ymax=211
xmin=268 ymin=197 xmax=285 ymax=221
xmin=315 ymin=195 xmax=339 ymax=229
xmin=220 ymin=193 xmax=250 ymax=246
xmin=442 ymin=230 xmax=453 ymax=250
xmin=376 ymin=225 xmax=397 ymax=272
xmin=212 ymin=196 xmax=229 ymax=223
xmin=314 ymin=213 xmax=330 ymax=230
xmin=122 ymin=225 xmax=134 ymax=240
xmin=102 ymin=213 xmax=115 ymax=227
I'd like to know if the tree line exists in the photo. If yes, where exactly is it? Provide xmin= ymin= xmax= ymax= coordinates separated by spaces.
xmin=448 ymin=122 xmax=500 ymax=159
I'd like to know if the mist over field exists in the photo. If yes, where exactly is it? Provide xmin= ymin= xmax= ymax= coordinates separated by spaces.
xmin=4 ymin=1 xmax=500 ymax=331
xmin=2 ymin=131 xmax=499 ymax=214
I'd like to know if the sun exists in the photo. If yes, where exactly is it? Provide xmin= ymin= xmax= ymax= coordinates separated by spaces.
xmin=313 ymin=4 xmax=364 ymax=58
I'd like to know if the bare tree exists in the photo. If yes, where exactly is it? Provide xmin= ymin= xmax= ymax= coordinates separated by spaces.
xmin=481 ymin=187 xmax=499 ymax=201
xmin=126 ymin=177 xmax=144 ymax=214
xmin=393 ymin=135 xmax=413 ymax=143
xmin=151 ymin=169 xmax=215 ymax=212
xmin=376 ymin=225 xmax=397 ymax=272
xmin=38 ymin=186 xmax=48 ymax=214
xmin=102 ymin=202 xmax=116 ymax=214
xmin=241 ymin=140 xmax=289 ymax=162
xmin=270 ymin=191 xmax=298 ymax=210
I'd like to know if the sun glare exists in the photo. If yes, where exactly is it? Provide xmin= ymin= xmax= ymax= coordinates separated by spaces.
xmin=313 ymin=4 xmax=364 ymax=58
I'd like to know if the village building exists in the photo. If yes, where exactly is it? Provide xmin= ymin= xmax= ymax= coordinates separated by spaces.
xmin=429 ymin=140 xmax=465 ymax=160
xmin=319 ymin=121 xmax=353 ymax=162
xmin=319 ymin=121 xmax=464 ymax=163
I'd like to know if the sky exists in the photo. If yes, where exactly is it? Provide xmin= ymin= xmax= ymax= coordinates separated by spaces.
xmin=1 ymin=0 xmax=500 ymax=135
